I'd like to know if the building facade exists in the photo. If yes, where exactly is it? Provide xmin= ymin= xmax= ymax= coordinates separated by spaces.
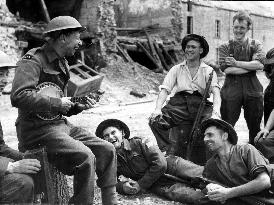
xmin=112 ymin=0 xmax=274 ymax=62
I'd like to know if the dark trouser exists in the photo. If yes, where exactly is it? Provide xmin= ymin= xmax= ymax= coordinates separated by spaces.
xmin=221 ymin=75 xmax=263 ymax=145
xmin=0 ymin=173 xmax=34 ymax=203
xmin=165 ymin=155 xmax=204 ymax=179
xmin=221 ymin=95 xmax=263 ymax=145
xmin=150 ymin=155 xmax=207 ymax=204
xmin=264 ymin=82 xmax=274 ymax=124
xmin=149 ymin=92 xmax=212 ymax=153
xmin=16 ymin=118 xmax=117 ymax=205
xmin=256 ymin=130 xmax=274 ymax=163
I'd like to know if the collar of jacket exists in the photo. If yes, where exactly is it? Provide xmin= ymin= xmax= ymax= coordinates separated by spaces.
xmin=42 ymin=43 xmax=69 ymax=76
xmin=42 ymin=43 xmax=62 ymax=63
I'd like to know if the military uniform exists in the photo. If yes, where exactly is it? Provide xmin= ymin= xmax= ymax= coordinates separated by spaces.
xmin=0 ymin=121 xmax=34 ymax=203
xmin=219 ymin=38 xmax=265 ymax=145
xmin=256 ymin=77 xmax=274 ymax=163
xmin=116 ymin=136 xmax=207 ymax=204
xmin=10 ymin=43 xmax=117 ymax=204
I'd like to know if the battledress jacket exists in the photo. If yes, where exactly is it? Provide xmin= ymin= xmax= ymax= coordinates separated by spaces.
xmin=116 ymin=136 xmax=167 ymax=193
xmin=10 ymin=43 xmax=82 ymax=123
xmin=10 ymin=43 xmax=83 ymax=150
xmin=0 ymin=121 xmax=23 ymax=177
xmin=116 ymin=136 xmax=204 ymax=194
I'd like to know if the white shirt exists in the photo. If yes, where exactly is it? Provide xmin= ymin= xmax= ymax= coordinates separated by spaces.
xmin=159 ymin=60 xmax=220 ymax=95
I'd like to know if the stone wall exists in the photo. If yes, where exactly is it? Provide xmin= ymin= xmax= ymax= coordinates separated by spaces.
xmin=79 ymin=0 xmax=117 ymax=57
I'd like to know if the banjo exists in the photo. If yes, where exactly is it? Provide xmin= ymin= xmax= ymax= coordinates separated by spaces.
xmin=36 ymin=82 xmax=101 ymax=120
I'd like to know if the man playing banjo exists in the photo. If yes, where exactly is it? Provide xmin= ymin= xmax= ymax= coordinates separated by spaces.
xmin=10 ymin=16 xmax=118 ymax=205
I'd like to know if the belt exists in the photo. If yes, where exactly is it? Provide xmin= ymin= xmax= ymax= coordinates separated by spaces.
xmin=175 ymin=91 xmax=202 ymax=97
xmin=226 ymin=71 xmax=256 ymax=77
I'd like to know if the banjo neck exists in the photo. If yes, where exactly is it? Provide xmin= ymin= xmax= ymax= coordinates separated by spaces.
xmin=36 ymin=82 xmax=102 ymax=120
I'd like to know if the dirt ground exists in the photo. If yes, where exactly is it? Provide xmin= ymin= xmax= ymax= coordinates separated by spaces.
xmin=0 ymin=60 xmax=269 ymax=204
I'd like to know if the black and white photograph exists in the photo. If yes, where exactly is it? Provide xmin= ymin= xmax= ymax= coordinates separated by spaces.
xmin=0 ymin=0 xmax=274 ymax=204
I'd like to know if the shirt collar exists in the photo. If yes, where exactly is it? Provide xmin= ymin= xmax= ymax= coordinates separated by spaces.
xmin=181 ymin=60 xmax=208 ymax=69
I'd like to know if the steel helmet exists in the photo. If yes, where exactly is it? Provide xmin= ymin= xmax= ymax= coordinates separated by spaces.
xmin=43 ymin=16 xmax=86 ymax=34
xmin=0 ymin=50 xmax=16 ymax=68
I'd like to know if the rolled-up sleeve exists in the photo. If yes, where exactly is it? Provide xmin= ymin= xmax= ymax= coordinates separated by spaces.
xmin=252 ymin=40 xmax=265 ymax=64
xmin=211 ymin=70 xmax=220 ymax=90
xmin=242 ymin=144 xmax=270 ymax=179
xmin=10 ymin=57 xmax=62 ymax=113
xmin=159 ymin=65 xmax=178 ymax=93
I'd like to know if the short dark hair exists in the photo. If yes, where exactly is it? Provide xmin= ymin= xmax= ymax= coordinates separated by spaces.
xmin=233 ymin=11 xmax=252 ymax=30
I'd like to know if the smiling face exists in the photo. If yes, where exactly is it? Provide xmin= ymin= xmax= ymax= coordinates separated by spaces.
xmin=185 ymin=40 xmax=203 ymax=61
xmin=62 ymin=31 xmax=82 ymax=56
xmin=102 ymin=126 xmax=124 ymax=149
xmin=233 ymin=19 xmax=249 ymax=42
xmin=204 ymin=126 xmax=227 ymax=152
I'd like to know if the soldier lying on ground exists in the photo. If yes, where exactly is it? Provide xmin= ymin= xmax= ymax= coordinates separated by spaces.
xmin=95 ymin=118 xmax=209 ymax=204
xmin=96 ymin=118 xmax=274 ymax=205
xmin=0 ymin=120 xmax=41 ymax=203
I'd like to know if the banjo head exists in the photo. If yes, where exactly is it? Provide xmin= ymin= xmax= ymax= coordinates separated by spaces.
xmin=36 ymin=82 xmax=64 ymax=120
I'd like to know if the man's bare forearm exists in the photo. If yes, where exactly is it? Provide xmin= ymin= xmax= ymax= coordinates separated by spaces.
xmin=235 ymin=60 xmax=264 ymax=71
xmin=224 ymin=67 xmax=250 ymax=74
xmin=155 ymin=89 xmax=168 ymax=110
xmin=227 ymin=172 xmax=271 ymax=199
xmin=265 ymin=109 xmax=274 ymax=131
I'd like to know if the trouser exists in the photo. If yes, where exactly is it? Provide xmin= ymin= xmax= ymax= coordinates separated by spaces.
xmin=150 ymin=155 xmax=207 ymax=204
xmin=264 ymin=82 xmax=274 ymax=124
xmin=165 ymin=155 xmax=204 ymax=179
xmin=16 ymin=118 xmax=117 ymax=205
xmin=149 ymin=92 xmax=212 ymax=153
xmin=221 ymin=94 xmax=263 ymax=145
xmin=0 ymin=173 xmax=34 ymax=203
xmin=256 ymin=130 xmax=274 ymax=163
xmin=221 ymin=75 xmax=263 ymax=145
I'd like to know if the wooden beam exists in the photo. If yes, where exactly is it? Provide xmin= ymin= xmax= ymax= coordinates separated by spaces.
xmin=119 ymin=43 xmax=143 ymax=52
xmin=143 ymin=29 xmax=163 ymax=71
xmin=116 ymin=43 xmax=133 ymax=63
xmin=117 ymin=36 xmax=148 ymax=44
xmin=159 ymin=43 xmax=176 ymax=65
xmin=154 ymin=41 xmax=170 ymax=71
xmin=136 ymin=41 xmax=159 ymax=68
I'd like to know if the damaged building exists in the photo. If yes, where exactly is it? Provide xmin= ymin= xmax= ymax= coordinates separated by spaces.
xmin=6 ymin=1 xmax=274 ymax=69
xmin=2 ymin=0 xmax=274 ymax=94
